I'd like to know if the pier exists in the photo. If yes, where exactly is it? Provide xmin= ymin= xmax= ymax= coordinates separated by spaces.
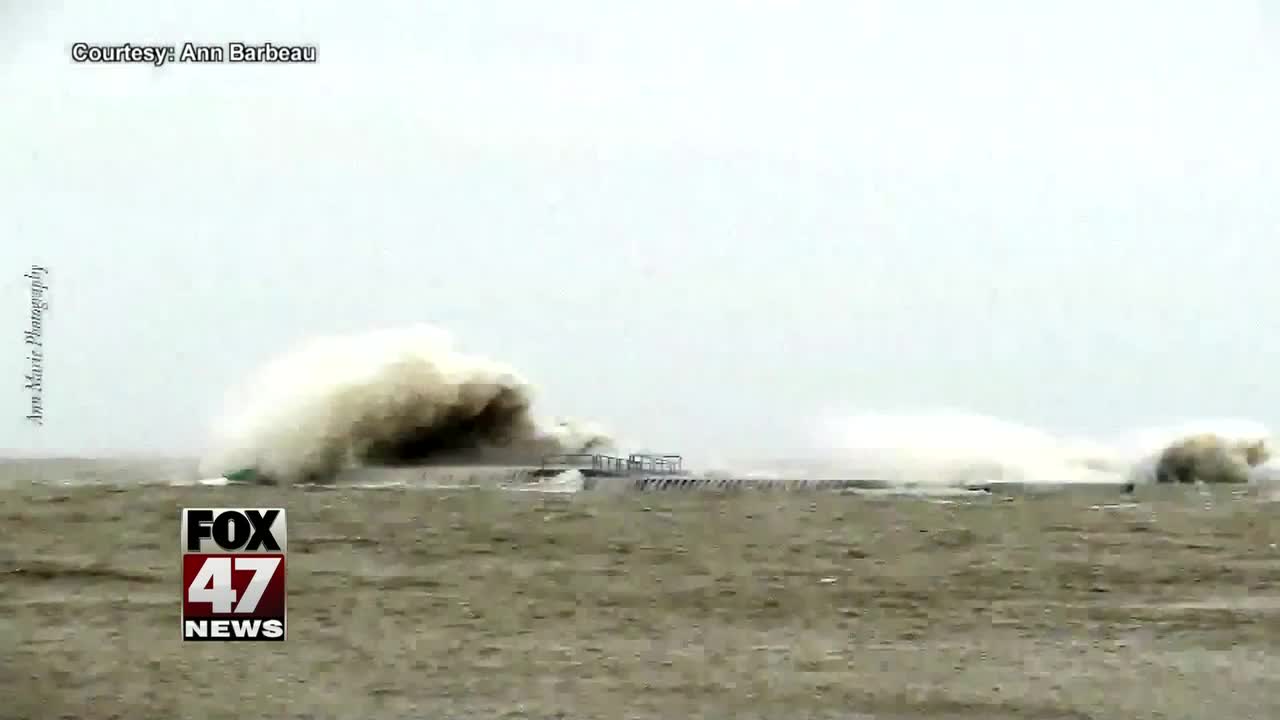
xmin=534 ymin=452 xmax=685 ymax=478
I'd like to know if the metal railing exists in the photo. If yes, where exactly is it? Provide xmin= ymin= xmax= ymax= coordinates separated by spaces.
xmin=540 ymin=452 xmax=685 ymax=476
xmin=626 ymin=453 xmax=684 ymax=474
xmin=540 ymin=453 xmax=629 ymax=475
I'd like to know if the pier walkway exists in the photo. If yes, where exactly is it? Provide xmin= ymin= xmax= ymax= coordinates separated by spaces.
xmin=534 ymin=453 xmax=685 ymax=478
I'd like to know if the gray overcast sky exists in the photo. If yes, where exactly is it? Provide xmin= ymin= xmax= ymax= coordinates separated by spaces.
xmin=2 ymin=1 xmax=1278 ymax=459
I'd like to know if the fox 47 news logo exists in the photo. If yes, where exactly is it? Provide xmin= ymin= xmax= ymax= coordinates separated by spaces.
xmin=181 ymin=508 xmax=286 ymax=641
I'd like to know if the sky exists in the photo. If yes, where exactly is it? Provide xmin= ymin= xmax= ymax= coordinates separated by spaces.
xmin=2 ymin=1 xmax=1278 ymax=459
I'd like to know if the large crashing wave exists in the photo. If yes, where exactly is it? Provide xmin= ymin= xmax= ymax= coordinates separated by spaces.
xmin=729 ymin=410 xmax=1277 ymax=486
xmin=198 ymin=325 xmax=612 ymax=484
xmin=199 ymin=326 xmax=1278 ymax=490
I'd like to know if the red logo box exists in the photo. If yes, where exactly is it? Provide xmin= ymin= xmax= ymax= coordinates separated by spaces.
xmin=181 ymin=508 xmax=287 ymax=641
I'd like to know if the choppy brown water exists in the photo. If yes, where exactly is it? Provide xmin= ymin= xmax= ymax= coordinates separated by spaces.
xmin=2 ymin=460 xmax=1279 ymax=719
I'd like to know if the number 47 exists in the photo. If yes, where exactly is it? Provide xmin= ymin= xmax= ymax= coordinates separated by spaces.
xmin=188 ymin=557 xmax=280 ymax=614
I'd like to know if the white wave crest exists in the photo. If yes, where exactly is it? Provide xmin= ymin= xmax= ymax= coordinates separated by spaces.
xmin=753 ymin=409 xmax=1277 ymax=487
xmin=198 ymin=325 xmax=611 ymax=484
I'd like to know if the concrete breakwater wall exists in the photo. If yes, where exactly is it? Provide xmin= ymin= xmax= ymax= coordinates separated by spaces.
xmin=586 ymin=476 xmax=1138 ymax=496
xmin=585 ymin=476 xmax=897 ymax=492
xmin=338 ymin=466 xmax=899 ymax=492
xmin=334 ymin=465 xmax=1141 ymax=496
